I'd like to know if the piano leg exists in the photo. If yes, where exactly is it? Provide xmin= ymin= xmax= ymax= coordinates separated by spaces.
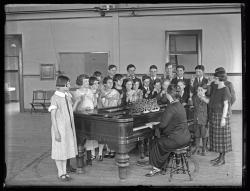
xmin=146 ymin=138 xmax=150 ymax=157
xmin=76 ymin=145 xmax=85 ymax=174
xmin=139 ymin=140 xmax=145 ymax=159
xmin=116 ymin=144 xmax=129 ymax=180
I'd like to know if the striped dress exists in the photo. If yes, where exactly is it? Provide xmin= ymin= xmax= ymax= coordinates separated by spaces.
xmin=208 ymin=86 xmax=232 ymax=153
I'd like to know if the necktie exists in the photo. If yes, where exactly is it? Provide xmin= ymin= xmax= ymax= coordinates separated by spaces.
xmin=65 ymin=96 xmax=73 ymax=130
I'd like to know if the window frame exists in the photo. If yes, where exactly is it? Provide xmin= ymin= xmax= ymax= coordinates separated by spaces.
xmin=165 ymin=30 xmax=202 ymax=73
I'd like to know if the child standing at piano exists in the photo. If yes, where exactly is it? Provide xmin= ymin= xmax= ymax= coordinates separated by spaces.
xmin=73 ymin=74 xmax=99 ymax=164
xmin=192 ymin=84 xmax=209 ymax=156
xmin=48 ymin=75 xmax=78 ymax=181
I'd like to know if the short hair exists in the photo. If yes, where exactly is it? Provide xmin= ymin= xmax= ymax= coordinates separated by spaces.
xmin=76 ymin=74 xmax=89 ymax=86
xmin=195 ymin=65 xmax=205 ymax=71
xmin=103 ymin=76 xmax=113 ymax=84
xmin=108 ymin=65 xmax=117 ymax=71
xmin=176 ymin=65 xmax=185 ymax=71
xmin=89 ymin=76 xmax=98 ymax=86
xmin=142 ymin=75 xmax=151 ymax=82
xmin=167 ymin=84 xmax=180 ymax=100
xmin=125 ymin=78 xmax=133 ymax=85
xmin=93 ymin=71 xmax=102 ymax=77
xmin=214 ymin=71 xmax=227 ymax=81
xmin=153 ymin=78 xmax=162 ymax=85
xmin=177 ymin=79 xmax=186 ymax=85
xmin=149 ymin=65 xmax=158 ymax=70
xmin=127 ymin=64 xmax=136 ymax=71
xmin=56 ymin=75 xmax=70 ymax=87
xmin=215 ymin=67 xmax=226 ymax=73
xmin=165 ymin=62 xmax=172 ymax=68
xmin=113 ymin=74 xmax=123 ymax=82
xmin=133 ymin=78 xmax=141 ymax=85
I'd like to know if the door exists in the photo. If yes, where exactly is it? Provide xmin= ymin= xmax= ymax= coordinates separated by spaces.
xmin=5 ymin=35 xmax=23 ymax=113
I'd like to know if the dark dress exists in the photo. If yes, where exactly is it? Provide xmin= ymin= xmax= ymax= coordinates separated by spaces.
xmin=206 ymin=81 xmax=236 ymax=116
xmin=208 ymin=86 xmax=232 ymax=153
xmin=149 ymin=101 xmax=191 ymax=169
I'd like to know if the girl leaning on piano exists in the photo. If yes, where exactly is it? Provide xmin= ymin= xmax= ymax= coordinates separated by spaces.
xmin=73 ymin=74 xmax=104 ymax=163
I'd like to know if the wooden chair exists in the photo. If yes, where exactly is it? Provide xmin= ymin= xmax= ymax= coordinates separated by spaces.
xmin=30 ymin=90 xmax=46 ymax=113
xmin=43 ymin=90 xmax=55 ymax=110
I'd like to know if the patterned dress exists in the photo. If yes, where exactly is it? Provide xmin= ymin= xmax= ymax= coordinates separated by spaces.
xmin=208 ymin=86 xmax=232 ymax=153
xmin=48 ymin=91 xmax=78 ymax=160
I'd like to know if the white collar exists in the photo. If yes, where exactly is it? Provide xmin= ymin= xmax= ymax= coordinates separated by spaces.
xmin=177 ymin=77 xmax=183 ymax=80
xmin=55 ymin=91 xmax=72 ymax=98
xmin=198 ymin=76 xmax=203 ymax=81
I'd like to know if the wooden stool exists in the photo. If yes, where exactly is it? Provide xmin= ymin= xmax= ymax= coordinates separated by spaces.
xmin=168 ymin=146 xmax=192 ymax=182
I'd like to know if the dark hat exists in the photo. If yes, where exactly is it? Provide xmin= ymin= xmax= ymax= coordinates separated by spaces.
xmin=215 ymin=67 xmax=226 ymax=73
xmin=214 ymin=70 xmax=227 ymax=81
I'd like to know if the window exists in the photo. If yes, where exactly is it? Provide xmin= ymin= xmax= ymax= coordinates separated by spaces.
xmin=165 ymin=30 xmax=202 ymax=73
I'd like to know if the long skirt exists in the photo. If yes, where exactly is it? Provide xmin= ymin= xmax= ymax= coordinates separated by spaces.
xmin=209 ymin=112 xmax=232 ymax=153
xmin=149 ymin=134 xmax=190 ymax=169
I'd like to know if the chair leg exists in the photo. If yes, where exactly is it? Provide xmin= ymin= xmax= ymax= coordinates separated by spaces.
xmin=183 ymin=153 xmax=193 ymax=181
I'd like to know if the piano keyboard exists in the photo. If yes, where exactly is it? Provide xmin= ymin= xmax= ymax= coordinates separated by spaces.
xmin=133 ymin=122 xmax=160 ymax=132
xmin=133 ymin=125 xmax=150 ymax=132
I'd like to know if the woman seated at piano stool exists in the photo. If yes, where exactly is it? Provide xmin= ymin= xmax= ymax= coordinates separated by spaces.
xmin=151 ymin=78 xmax=162 ymax=99
xmin=73 ymin=74 xmax=99 ymax=162
xmin=98 ymin=76 xmax=120 ymax=158
xmin=156 ymin=79 xmax=171 ymax=105
xmin=145 ymin=84 xmax=191 ymax=177
xmin=132 ymin=78 xmax=143 ymax=102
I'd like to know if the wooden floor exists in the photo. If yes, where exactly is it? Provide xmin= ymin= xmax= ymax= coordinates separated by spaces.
xmin=4 ymin=102 xmax=243 ymax=187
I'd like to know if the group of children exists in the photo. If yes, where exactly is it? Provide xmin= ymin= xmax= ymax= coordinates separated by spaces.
xmin=48 ymin=63 xmax=232 ymax=181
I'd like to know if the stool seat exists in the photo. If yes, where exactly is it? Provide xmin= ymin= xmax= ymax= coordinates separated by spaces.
xmin=173 ymin=146 xmax=189 ymax=154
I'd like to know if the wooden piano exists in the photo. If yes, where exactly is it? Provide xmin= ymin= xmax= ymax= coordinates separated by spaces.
xmin=74 ymin=104 xmax=194 ymax=180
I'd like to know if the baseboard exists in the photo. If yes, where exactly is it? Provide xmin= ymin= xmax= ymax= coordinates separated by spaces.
xmin=232 ymin=110 xmax=242 ymax=114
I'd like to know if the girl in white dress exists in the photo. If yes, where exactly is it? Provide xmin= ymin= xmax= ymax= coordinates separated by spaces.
xmin=98 ymin=76 xmax=121 ymax=158
xmin=48 ymin=75 xmax=78 ymax=181
xmin=73 ymin=74 xmax=99 ymax=163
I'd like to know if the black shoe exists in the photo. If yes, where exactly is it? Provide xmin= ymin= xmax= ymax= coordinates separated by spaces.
xmin=104 ymin=152 xmax=110 ymax=158
xmin=109 ymin=152 xmax=115 ymax=158
xmin=210 ymin=157 xmax=220 ymax=163
xmin=212 ymin=159 xmax=225 ymax=167
xmin=98 ymin=155 xmax=103 ymax=161
xmin=145 ymin=169 xmax=161 ymax=177
xmin=66 ymin=165 xmax=77 ymax=173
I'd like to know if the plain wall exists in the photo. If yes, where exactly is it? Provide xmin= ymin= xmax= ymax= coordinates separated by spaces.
xmin=5 ymin=13 xmax=242 ymax=110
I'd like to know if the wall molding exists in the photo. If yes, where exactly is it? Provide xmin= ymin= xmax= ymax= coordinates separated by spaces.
xmin=5 ymin=4 xmax=241 ymax=15
xmin=5 ymin=4 xmax=241 ymax=22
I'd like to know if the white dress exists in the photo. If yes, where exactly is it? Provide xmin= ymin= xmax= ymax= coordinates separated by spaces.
xmin=48 ymin=91 xmax=78 ymax=160
xmin=74 ymin=88 xmax=99 ymax=151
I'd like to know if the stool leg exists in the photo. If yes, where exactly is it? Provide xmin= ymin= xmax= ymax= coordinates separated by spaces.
xmin=169 ymin=154 xmax=175 ymax=182
xmin=183 ymin=153 xmax=193 ymax=181
xmin=181 ymin=154 xmax=185 ymax=174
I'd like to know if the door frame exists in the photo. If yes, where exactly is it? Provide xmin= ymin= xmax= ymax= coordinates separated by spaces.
xmin=5 ymin=34 xmax=24 ymax=112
